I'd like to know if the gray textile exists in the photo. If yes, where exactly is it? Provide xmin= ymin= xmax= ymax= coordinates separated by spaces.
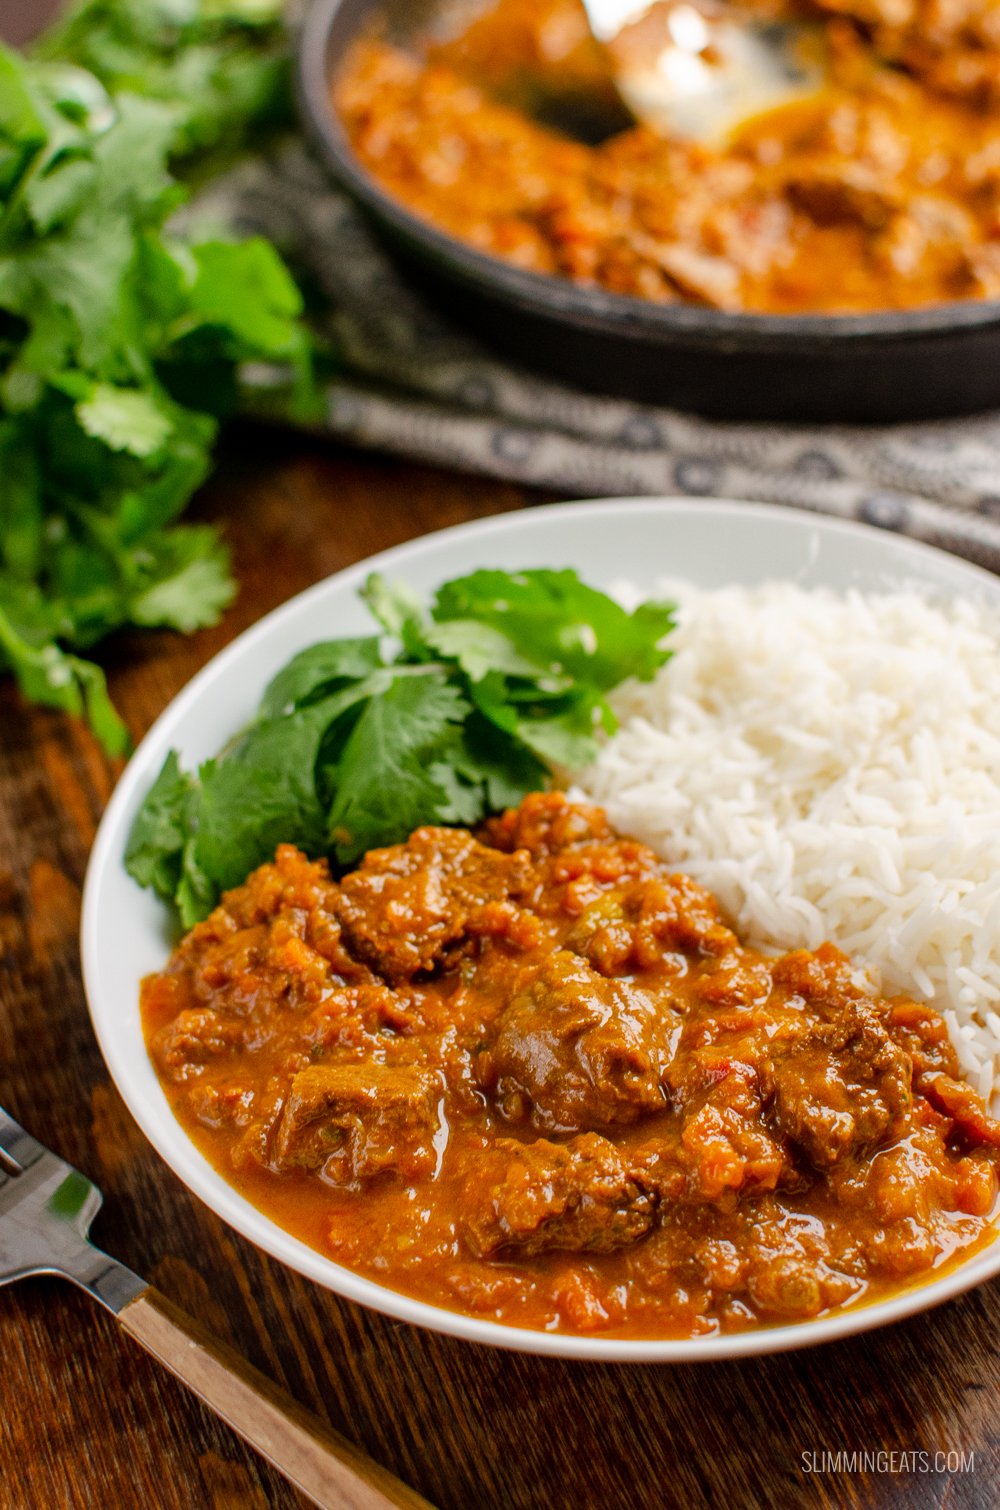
xmin=203 ymin=140 xmax=1000 ymax=573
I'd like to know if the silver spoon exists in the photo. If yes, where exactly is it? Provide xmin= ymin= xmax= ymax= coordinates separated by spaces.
xmin=579 ymin=0 xmax=828 ymax=140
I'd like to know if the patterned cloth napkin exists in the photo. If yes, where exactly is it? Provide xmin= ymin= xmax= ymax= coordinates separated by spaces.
xmin=200 ymin=140 xmax=1000 ymax=574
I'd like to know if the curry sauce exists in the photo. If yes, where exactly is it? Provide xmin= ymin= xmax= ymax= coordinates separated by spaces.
xmin=141 ymin=794 xmax=1000 ymax=1338
xmin=333 ymin=0 xmax=1000 ymax=314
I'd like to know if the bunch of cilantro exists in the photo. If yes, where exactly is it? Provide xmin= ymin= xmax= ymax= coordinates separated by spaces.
xmin=33 ymin=0 xmax=292 ymax=157
xmin=0 ymin=1 xmax=312 ymax=754
xmin=126 ymin=568 xmax=676 ymax=925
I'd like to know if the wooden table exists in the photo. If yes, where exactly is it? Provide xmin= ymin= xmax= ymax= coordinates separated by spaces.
xmin=4 ymin=12 xmax=1000 ymax=1510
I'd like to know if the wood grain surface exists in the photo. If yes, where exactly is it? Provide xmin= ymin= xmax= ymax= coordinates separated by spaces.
xmin=118 ymin=1287 xmax=435 ymax=1510
xmin=3 ymin=8 xmax=1000 ymax=1509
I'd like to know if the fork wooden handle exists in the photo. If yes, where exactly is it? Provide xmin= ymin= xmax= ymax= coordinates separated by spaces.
xmin=118 ymin=1288 xmax=433 ymax=1510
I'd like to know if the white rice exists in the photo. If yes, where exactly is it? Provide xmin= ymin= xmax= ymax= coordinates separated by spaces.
xmin=572 ymin=580 xmax=1000 ymax=1111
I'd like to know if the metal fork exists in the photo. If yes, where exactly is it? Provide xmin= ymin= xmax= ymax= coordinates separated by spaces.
xmin=0 ymin=1105 xmax=431 ymax=1510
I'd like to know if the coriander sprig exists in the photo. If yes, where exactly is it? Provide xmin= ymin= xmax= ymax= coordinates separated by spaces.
xmin=0 ymin=2 xmax=316 ymax=753
xmin=126 ymin=568 xmax=676 ymax=925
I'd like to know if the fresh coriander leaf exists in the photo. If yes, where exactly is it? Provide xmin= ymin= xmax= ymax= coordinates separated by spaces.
xmin=328 ymin=671 xmax=471 ymax=864
xmin=76 ymin=381 xmax=174 ymax=457
xmin=631 ymin=597 xmax=681 ymax=642
xmin=427 ymin=710 xmax=549 ymax=823
xmin=465 ymin=668 xmax=602 ymax=772
xmin=0 ymin=423 xmax=43 ymax=578
xmin=188 ymin=239 xmax=304 ymax=358
xmin=0 ymin=27 xmax=317 ymax=749
xmin=448 ymin=711 xmax=549 ymax=813
xmin=128 ymin=524 xmax=234 ymax=632
xmin=0 ymin=48 xmax=45 ymax=142
xmin=433 ymin=569 xmax=676 ymax=691
xmin=36 ymin=0 xmax=292 ymax=159
xmin=134 ymin=230 xmax=188 ymax=331
xmin=360 ymin=572 xmax=431 ymax=659
xmin=33 ymin=59 xmax=117 ymax=135
xmin=422 ymin=618 xmax=564 ymax=684
xmin=307 ymin=671 xmax=401 ymax=812
xmin=215 ymin=1 xmax=285 ymax=22
xmin=464 ymin=669 xmax=521 ymax=736
xmin=124 ymin=749 xmax=196 ymax=901
xmin=426 ymin=753 xmax=487 ymax=827
xmin=125 ymin=565 xmax=678 ymax=921
xmin=0 ymin=599 xmax=129 ymax=755
xmin=74 ymin=652 xmax=130 ymax=752
xmin=45 ymin=553 xmax=125 ymax=648
xmin=185 ymin=697 xmax=343 ymax=907
xmin=0 ymin=306 xmax=76 ymax=410
xmin=0 ymin=575 xmax=74 ymax=648
xmin=89 ymin=92 xmax=180 ymax=216
xmin=177 ymin=832 xmax=217 ymax=930
xmin=1 ymin=207 xmax=136 ymax=375
xmin=513 ymin=702 xmax=603 ymax=770
xmin=260 ymin=637 xmax=386 ymax=718
xmin=24 ymin=155 xmax=97 ymax=234
xmin=114 ymin=408 xmax=217 ymax=538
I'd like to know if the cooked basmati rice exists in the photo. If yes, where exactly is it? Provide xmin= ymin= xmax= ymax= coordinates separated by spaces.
xmin=572 ymin=581 xmax=1000 ymax=1111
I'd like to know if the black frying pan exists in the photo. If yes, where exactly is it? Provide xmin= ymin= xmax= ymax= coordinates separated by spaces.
xmin=297 ymin=0 xmax=1000 ymax=422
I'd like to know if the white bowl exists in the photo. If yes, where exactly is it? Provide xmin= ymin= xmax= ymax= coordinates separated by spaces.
xmin=82 ymin=498 xmax=1000 ymax=1361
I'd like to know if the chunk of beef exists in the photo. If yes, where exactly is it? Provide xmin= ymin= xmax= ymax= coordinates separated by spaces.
xmin=485 ymin=793 xmax=669 ymax=922
xmin=463 ymin=1133 xmax=656 ymax=1257
xmin=490 ymin=950 xmax=672 ymax=1133
xmin=335 ymin=827 xmax=532 ymax=982
xmin=482 ymin=790 xmax=614 ymax=857
xmin=566 ymin=875 xmax=736 ymax=975
xmin=185 ymin=1079 xmax=257 ymax=1130
xmin=679 ymin=1089 xmax=792 ymax=1201
xmin=923 ymin=50 xmax=1000 ymax=107
xmin=765 ymin=950 xmax=912 ymax=1168
xmin=190 ymin=844 xmax=342 ymax=937
xmin=815 ymin=0 xmax=1000 ymax=104
xmin=166 ymin=845 xmax=373 ymax=1024
xmin=785 ymin=164 xmax=900 ymax=230
xmin=651 ymin=1054 xmax=797 ymax=1202
xmin=273 ymin=1063 xmax=441 ymax=1182
xmin=746 ymin=1255 xmax=825 ymax=1319
xmin=151 ymin=1009 xmax=247 ymax=1084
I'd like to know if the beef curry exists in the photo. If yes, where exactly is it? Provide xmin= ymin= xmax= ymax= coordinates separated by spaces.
xmin=142 ymin=794 xmax=1000 ymax=1338
xmin=334 ymin=0 xmax=1000 ymax=313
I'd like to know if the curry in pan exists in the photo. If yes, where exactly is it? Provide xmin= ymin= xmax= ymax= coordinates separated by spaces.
xmin=334 ymin=0 xmax=1000 ymax=314
xmin=142 ymin=794 xmax=1000 ymax=1339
